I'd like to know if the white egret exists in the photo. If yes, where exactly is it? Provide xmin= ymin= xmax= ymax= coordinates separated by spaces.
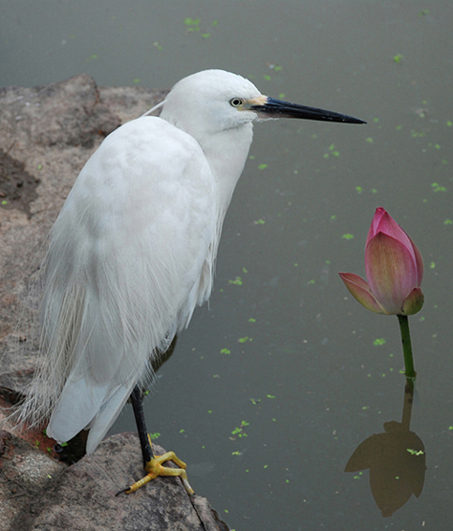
xmin=17 ymin=69 xmax=365 ymax=494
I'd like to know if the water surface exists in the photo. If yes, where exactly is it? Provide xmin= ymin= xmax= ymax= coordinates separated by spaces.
xmin=2 ymin=1 xmax=452 ymax=529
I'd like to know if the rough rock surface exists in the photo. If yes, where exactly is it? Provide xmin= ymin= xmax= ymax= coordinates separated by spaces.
xmin=0 ymin=75 xmax=229 ymax=531
xmin=0 ymin=430 xmax=227 ymax=531
xmin=0 ymin=429 xmax=228 ymax=531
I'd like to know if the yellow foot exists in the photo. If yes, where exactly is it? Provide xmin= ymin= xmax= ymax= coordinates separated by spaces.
xmin=117 ymin=439 xmax=194 ymax=496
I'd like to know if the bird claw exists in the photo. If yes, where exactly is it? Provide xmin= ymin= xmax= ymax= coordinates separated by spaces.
xmin=117 ymin=451 xmax=194 ymax=496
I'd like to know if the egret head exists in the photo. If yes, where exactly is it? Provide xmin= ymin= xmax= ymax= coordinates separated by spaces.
xmin=159 ymin=69 xmax=262 ymax=137
xmin=157 ymin=69 xmax=365 ymax=142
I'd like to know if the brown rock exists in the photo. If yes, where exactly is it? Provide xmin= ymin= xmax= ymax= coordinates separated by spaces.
xmin=0 ymin=431 xmax=228 ymax=531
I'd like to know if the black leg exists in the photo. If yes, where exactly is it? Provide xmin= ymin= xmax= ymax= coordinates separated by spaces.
xmin=116 ymin=383 xmax=194 ymax=495
xmin=130 ymin=385 xmax=153 ymax=466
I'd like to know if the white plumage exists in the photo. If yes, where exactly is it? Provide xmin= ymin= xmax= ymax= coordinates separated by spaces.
xmin=17 ymin=69 xmax=364 ymax=455
xmin=22 ymin=70 xmax=259 ymax=451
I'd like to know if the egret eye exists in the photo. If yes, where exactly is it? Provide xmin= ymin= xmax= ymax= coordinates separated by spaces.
xmin=229 ymin=97 xmax=244 ymax=108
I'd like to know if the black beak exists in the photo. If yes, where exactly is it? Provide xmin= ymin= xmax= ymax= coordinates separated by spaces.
xmin=251 ymin=97 xmax=366 ymax=125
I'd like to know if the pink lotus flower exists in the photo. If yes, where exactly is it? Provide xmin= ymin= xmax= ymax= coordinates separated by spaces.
xmin=339 ymin=207 xmax=424 ymax=315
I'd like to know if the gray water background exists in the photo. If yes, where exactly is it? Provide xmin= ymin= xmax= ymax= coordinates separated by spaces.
xmin=2 ymin=1 xmax=453 ymax=529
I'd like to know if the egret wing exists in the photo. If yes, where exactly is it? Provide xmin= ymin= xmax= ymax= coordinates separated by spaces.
xmin=34 ymin=117 xmax=217 ymax=447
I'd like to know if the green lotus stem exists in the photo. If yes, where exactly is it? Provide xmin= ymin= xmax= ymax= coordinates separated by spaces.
xmin=397 ymin=314 xmax=416 ymax=379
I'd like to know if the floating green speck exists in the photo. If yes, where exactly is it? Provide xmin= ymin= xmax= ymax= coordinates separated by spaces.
xmin=263 ymin=75 xmax=271 ymax=81
xmin=356 ymin=186 xmax=363 ymax=194
xmin=258 ymin=163 xmax=268 ymax=170
xmin=430 ymin=262 xmax=435 ymax=269
xmin=248 ymin=318 xmax=256 ymax=323
xmin=431 ymin=183 xmax=446 ymax=192
xmin=229 ymin=276 xmax=243 ymax=285
xmin=393 ymin=54 xmax=403 ymax=63
xmin=201 ymin=33 xmax=211 ymax=38
xmin=444 ymin=219 xmax=453 ymax=225
xmin=1 ymin=200 xmax=8 ymax=205
xmin=365 ymin=137 xmax=374 ymax=144
xmin=373 ymin=338 xmax=386 ymax=346
xmin=238 ymin=336 xmax=252 ymax=343
xmin=267 ymin=395 xmax=276 ymax=399
xmin=184 ymin=17 xmax=200 ymax=27
xmin=406 ymin=448 xmax=424 ymax=456
xmin=150 ymin=432 xmax=161 ymax=440
xmin=220 ymin=348 xmax=231 ymax=355
xmin=342 ymin=234 xmax=354 ymax=240
xmin=231 ymin=421 xmax=249 ymax=438
xmin=254 ymin=219 xmax=265 ymax=225
xmin=326 ymin=144 xmax=340 ymax=157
